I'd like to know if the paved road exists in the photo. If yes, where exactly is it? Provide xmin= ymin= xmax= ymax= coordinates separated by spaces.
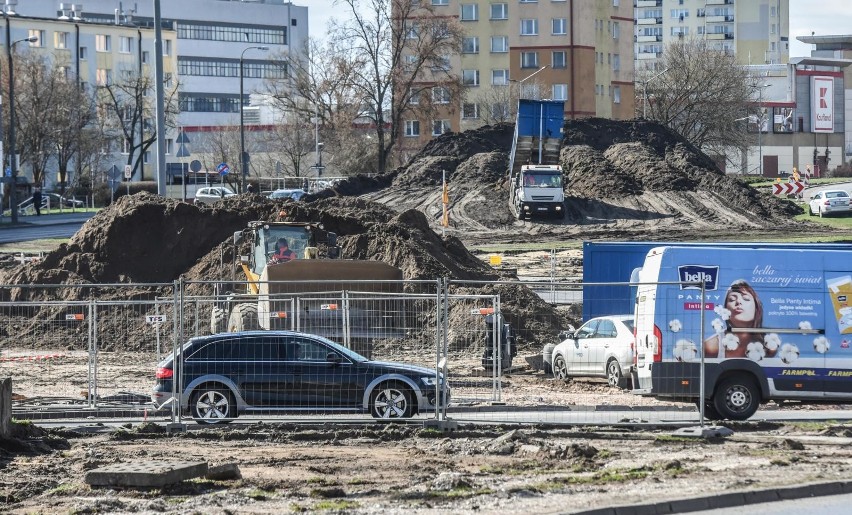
xmin=0 ymin=212 xmax=94 ymax=243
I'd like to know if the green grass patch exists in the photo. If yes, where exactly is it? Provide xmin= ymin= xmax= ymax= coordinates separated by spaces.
xmin=770 ymin=459 xmax=790 ymax=466
xmin=244 ymin=488 xmax=271 ymax=500
xmin=312 ymin=500 xmax=360 ymax=511
xmin=794 ymin=212 xmax=852 ymax=229
xmin=306 ymin=477 xmax=335 ymax=486
xmin=428 ymin=486 xmax=494 ymax=499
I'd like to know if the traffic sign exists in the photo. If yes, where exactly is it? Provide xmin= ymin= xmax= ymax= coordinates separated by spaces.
xmin=124 ymin=165 xmax=132 ymax=179
xmin=190 ymin=159 xmax=202 ymax=172
xmin=176 ymin=131 xmax=191 ymax=144
xmin=772 ymin=181 xmax=805 ymax=196
xmin=107 ymin=164 xmax=122 ymax=180
xmin=217 ymin=162 xmax=230 ymax=175
xmin=176 ymin=143 xmax=190 ymax=158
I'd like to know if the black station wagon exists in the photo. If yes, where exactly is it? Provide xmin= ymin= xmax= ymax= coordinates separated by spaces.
xmin=152 ymin=331 xmax=448 ymax=424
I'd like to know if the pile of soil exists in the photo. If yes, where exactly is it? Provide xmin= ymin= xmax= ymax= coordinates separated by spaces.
xmin=2 ymin=193 xmax=571 ymax=352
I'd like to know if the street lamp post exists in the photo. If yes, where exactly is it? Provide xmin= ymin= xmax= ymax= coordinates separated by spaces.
xmin=757 ymin=83 xmax=769 ymax=176
xmin=640 ymin=67 xmax=669 ymax=119
xmin=239 ymin=45 xmax=269 ymax=192
xmin=6 ymin=32 xmax=39 ymax=224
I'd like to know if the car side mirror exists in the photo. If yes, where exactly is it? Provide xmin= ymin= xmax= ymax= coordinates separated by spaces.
xmin=558 ymin=330 xmax=574 ymax=341
xmin=327 ymin=352 xmax=342 ymax=365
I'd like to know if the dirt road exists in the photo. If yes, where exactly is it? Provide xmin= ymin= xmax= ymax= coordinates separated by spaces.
xmin=3 ymin=419 xmax=852 ymax=514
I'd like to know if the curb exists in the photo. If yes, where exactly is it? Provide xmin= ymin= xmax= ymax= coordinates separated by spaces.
xmin=572 ymin=480 xmax=852 ymax=515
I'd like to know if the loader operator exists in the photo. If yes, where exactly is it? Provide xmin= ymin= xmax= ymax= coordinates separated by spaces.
xmin=270 ymin=237 xmax=297 ymax=263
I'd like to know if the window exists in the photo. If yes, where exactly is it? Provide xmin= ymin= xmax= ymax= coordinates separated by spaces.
xmin=178 ymin=58 xmax=288 ymax=79
xmin=431 ymin=55 xmax=451 ymax=71
xmin=492 ymin=69 xmax=509 ymax=85
xmin=177 ymin=23 xmax=286 ymax=44
xmin=552 ymin=18 xmax=566 ymax=35
xmin=552 ymin=84 xmax=567 ymax=101
xmin=521 ymin=51 xmax=538 ymax=68
xmin=671 ymin=9 xmax=688 ymax=20
xmin=491 ymin=3 xmax=508 ymax=20
xmin=491 ymin=102 xmax=509 ymax=119
xmin=770 ymin=23 xmax=776 ymax=35
xmin=612 ymin=54 xmax=620 ymax=72
xmin=28 ymin=30 xmax=44 ymax=47
xmin=432 ymin=0 xmax=449 ymax=4
xmin=770 ymin=41 xmax=777 ymax=52
xmin=120 ymin=36 xmax=133 ymax=54
xmin=432 ymin=87 xmax=450 ymax=103
xmin=490 ymin=36 xmax=508 ymax=53
xmin=520 ymin=0 xmax=536 ymax=3
xmin=95 ymin=34 xmax=111 ymax=52
xmin=165 ymin=138 xmax=174 ymax=155
xmin=462 ymin=103 xmax=479 ymax=119
xmin=406 ymin=23 xmax=419 ymax=39
xmin=770 ymin=6 xmax=777 ymax=16
xmin=54 ymin=31 xmax=68 ymax=49
xmin=460 ymin=4 xmax=478 ymax=21
xmin=612 ymin=21 xmax=620 ymax=39
xmin=432 ymin=120 xmax=451 ymax=136
xmin=163 ymin=39 xmax=172 ymax=56
xmin=122 ymin=137 xmax=131 ymax=154
xmin=403 ymin=54 xmax=418 ymax=71
xmin=552 ymin=51 xmax=566 ymax=68
xmin=409 ymin=89 xmax=420 ymax=105
xmin=520 ymin=19 xmax=538 ymax=35
xmin=613 ymin=86 xmax=621 ymax=104
xmin=462 ymin=69 xmax=480 ymax=86
xmin=462 ymin=36 xmax=479 ymax=54
xmin=179 ymin=93 xmax=241 ymax=113
xmin=142 ymin=51 xmax=150 ymax=64
xmin=405 ymin=120 xmax=420 ymax=136
xmin=96 ymin=68 xmax=112 ymax=86
xmin=79 ymin=46 xmax=87 ymax=60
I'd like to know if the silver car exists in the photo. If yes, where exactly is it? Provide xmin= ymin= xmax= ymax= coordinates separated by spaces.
xmin=551 ymin=315 xmax=635 ymax=388
xmin=194 ymin=186 xmax=236 ymax=205
xmin=808 ymin=189 xmax=850 ymax=217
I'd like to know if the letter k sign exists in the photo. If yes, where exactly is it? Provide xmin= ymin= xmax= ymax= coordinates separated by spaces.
xmin=820 ymin=88 xmax=828 ymax=108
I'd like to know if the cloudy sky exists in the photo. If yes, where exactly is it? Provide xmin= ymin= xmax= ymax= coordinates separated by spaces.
xmin=308 ymin=0 xmax=852 ymax=58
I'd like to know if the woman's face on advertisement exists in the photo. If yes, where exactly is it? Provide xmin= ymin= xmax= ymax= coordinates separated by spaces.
xmin=726 ymin=290 xmax=756 ymax=326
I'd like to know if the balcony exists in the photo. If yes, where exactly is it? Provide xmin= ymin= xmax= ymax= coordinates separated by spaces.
xmin=635 ymin=34 xmax=662 ymax=42
xmin=637 ymin=16 xmax=662 ymax=25
xmin=637 ymin=51 xmax=662 ymax=60
xmin=706 ymin=33 xmax=727 ymax=40
xmin=706 ymin=15 xmax=734 ymax=22
xmin=634 ymin=0 xmax=661 ymax=7
xmin=705 ymin=0 xmax=734 ymax=4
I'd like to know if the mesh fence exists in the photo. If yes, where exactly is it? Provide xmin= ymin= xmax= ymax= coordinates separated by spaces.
xmin=0 ymin=278 xmax=754 ymax=426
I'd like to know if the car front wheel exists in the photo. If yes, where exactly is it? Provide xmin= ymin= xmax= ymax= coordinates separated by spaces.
xmin=371 ymin=382 xmax=414 ymax=419
xmin=552 ymin=354 xmax=571 ymax=382
xmin=191 ymin=387 xmax=236 ymax=424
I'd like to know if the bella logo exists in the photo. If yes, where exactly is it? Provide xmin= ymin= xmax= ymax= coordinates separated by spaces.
xmin=678 ymin=265 xmax=719 ymax=291
xmin=820 ymin=87 xmax=829 ymax=108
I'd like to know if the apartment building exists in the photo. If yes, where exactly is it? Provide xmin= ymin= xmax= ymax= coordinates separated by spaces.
xmin=20 ymin=1 xmax=306 ymax=129
xmin=1 ymin=12 xmax=177 ymax=185
xmin=635 ymin=0 xmax=789 ymax=71
xmin=400 ymin=0 xmax=635 ymax=152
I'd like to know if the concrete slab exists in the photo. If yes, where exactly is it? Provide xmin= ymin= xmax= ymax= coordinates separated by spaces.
xmin=673 ymin=425 xmax=734 ymax=438
xmin=85 ymin=460 xmax=208 ymax=488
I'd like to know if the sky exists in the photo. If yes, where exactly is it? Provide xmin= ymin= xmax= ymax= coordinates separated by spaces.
xmin=308 ymin=0 xmax=852 ymax=58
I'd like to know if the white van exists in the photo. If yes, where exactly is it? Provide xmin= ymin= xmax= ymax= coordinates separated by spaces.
xmin=632 ymin=246 xmax=852 ymax=420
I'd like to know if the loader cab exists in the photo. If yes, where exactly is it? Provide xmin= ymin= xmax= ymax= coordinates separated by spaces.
xmin=252 ymin=225 xmax=314 ymax=275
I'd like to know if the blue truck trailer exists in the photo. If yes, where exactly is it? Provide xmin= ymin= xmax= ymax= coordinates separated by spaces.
xmin=632 ymin=245 xmax=852 ymax=420
xmin=508 ymin=99 xmax=565 ymax=219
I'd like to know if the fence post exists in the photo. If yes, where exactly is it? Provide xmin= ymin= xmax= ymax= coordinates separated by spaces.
xmin=168 ymin=278 xmax=187 ymax=432
xmin=699 ymin=280 xmax=707 ymax=427
xmin=89 ymin=299 xmax=97 ymax=410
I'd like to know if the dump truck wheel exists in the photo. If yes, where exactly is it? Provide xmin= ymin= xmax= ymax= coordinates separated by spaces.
xmin=227 ymin=303 xmax=260 ymax=332
xmin=210 ymin=305 xmax=227 ymax=334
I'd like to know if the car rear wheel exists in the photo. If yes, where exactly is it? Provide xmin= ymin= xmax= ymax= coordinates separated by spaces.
xmin=371 ymin=382 xmax=414 ymax=419
xmin=606 ymin=359 xmax=628 ymax=389
xmin=552 ymin=354 xmax=571 ymax=382
xmin=713 ymin=376 xmax=760 ymax=420
xmin=191 ymin=387 xmax=236 ymax=424
xmin=808 ymin=205 xmax=814 ymax=216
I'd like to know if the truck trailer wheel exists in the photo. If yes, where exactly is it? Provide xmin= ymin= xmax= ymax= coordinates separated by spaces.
xmin=712 ymin=376 xmax=760 ymax=420
xmin=227 ymin=303 xmax=260 ymax=332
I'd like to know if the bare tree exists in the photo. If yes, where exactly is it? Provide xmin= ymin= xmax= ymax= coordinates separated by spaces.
xmin=252 ymin=114 xmax=315 ymax=179
xmin=99 ymin=68 xmax=179 ymax=180
xmin=638 ymin=37 xmax=755 ymax=161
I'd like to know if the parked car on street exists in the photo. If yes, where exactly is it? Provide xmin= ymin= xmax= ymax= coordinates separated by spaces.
xmin=808 ymin=189 xmax=850 ymax=217
xmin=194 ymin=186 xmax=236 ymax=205
xmin=45 ymin=192 xmax=84 ymax=208
xmin=152 ymin=330 xmax=449 ymax=424
xmin=551 ymin=315 xmax=634 ymax=388
xmin=269 ymin=188 xmax=306 ymax=201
